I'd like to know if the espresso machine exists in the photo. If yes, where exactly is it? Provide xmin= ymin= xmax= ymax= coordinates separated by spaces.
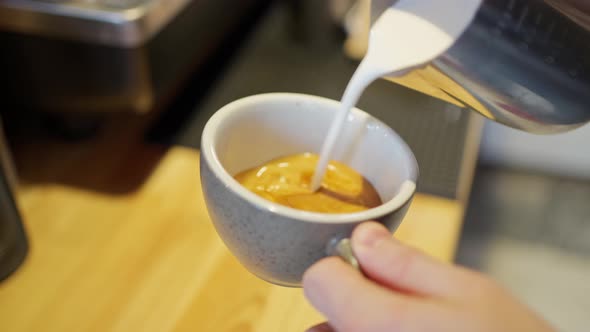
xmin=0 ymin=0 xmax=265 ymax=115
xmin=0 ymin=0 xmax=267 ymax=280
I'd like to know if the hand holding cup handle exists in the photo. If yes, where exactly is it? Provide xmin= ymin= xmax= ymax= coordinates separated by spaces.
xmin=303 ymin=222 xmax=557 ymax=332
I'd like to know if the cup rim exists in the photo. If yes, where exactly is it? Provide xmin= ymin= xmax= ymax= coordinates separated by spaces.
xmin=201 ymin=93 xmax=418 ymax=224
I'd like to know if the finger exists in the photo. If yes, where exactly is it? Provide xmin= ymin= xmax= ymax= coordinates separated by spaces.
xmin=351 ymin=222 xmax=469 ymax=297
xmin=306 ymin=322 xmax=335 ymax=332
xmin=303 ymin=256 xmax=420 ymax=332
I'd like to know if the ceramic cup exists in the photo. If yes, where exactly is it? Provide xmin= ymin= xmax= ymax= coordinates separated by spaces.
xmin=200 ymin=93 xmax=418 ymax=287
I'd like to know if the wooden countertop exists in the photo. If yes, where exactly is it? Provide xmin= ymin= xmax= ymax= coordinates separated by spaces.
xmin=0 ymin=114 xmax=479 ymax=331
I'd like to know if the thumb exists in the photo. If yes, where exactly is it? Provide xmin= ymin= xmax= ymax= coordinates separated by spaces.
xmin=352 ymin=222 xmax=469 ymax=297
xmin=303 ymin=256 xmax=421 ymax=332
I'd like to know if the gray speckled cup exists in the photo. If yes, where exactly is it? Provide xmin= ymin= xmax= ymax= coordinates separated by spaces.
xmin=200 ymin=93 xmax=418 ymax=287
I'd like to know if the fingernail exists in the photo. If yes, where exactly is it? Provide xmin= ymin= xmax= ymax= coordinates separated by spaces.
xmin=353 ymin=222 xmax=390 ymax=249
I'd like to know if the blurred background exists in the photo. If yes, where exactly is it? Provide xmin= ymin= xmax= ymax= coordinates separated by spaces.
xmin=0 ymin=0 xmax=588 ymax=331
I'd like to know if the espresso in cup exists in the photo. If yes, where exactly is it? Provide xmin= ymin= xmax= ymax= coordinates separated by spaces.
xmin=200 ymin=93 xmax=418 ymax=286
xmin=234 ymin=153 xmax=382 ymax=214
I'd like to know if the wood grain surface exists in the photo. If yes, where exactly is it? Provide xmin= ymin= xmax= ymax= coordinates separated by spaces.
xmin=0 ymin=114 xmax=470 ymax=332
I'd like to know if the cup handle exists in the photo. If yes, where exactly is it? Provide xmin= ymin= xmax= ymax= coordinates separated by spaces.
xmin=327 ymin=237 xmax=361 ymax=272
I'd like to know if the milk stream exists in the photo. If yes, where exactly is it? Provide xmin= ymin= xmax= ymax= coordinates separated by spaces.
xmin=309 ymin=62 xmax=380 ymax=191
xmin=310 ymin=0 xmax=481 ymax=191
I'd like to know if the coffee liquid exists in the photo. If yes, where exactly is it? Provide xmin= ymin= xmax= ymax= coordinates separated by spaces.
xmin=234 ymin=153 xmax=381 ymax=214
